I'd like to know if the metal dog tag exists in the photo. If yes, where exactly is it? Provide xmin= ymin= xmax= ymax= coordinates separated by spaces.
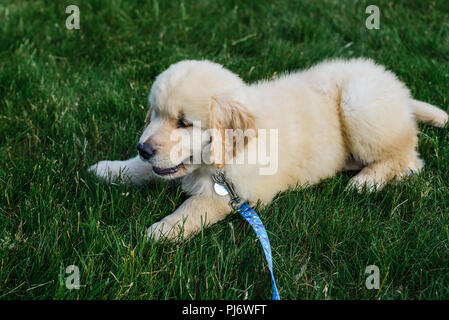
xmin=214 ymin=182 xmax=229 ymax=196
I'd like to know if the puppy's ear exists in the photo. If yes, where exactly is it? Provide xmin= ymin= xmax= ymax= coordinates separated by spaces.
xmin=209 ymin=94 xmax=256 ymax=168
xmin=145 ymin=108 xmax=152 ymax=126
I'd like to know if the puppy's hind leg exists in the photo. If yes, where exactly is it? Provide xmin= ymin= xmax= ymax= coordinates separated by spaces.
xmin=338 ymin=62 xmax=424 ymax=192
xmin=89 ymin=155 xmax=154 ymax=185
xmin=347 ymin=153 xmax=423 ymax=192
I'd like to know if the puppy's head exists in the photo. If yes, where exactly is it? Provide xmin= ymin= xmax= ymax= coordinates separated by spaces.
xmin=138 ymin=60 xmax=255 ymax=179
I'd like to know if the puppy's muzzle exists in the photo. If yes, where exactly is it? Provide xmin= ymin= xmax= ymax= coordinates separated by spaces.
xmin=137 ymin=142 xmax=156 ymax=160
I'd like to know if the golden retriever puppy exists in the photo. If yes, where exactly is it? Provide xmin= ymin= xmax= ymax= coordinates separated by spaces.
xmin=89 ymin=58 xmax=447 ymax=241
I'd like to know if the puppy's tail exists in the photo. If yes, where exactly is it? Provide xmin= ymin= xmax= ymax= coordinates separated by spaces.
xmin=411 ymin=99 xmax=448 ymax=128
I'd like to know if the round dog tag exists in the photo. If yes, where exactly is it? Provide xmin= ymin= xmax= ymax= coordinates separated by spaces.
xmin=214 ymin=182 xmax=229 ymax=196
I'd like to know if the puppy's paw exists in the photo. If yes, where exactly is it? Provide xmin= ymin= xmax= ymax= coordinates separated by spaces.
xmin=147 ymin=220 xmax=183 ymax=242
xmin=88 ymin=160 xmax=127 ymax=183
xmin=346 ymin=174 xmax=382 ymax=193
xmin=431 ymin=110 xmax=448 ymax=128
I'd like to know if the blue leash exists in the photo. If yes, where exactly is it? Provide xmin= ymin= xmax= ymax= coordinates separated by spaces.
xmin=237 ymin=202 xmax=280 ymax=300
xmin=212 ymin=171 xmax=280 ymax=300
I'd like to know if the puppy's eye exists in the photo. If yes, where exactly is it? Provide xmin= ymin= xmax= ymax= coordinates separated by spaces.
xmin=177 ymin=118 xmax=192 ymax=128
xmin=145 ymin=108 xmax=152 ymax=127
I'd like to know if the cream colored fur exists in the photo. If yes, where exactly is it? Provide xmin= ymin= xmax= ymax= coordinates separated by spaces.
xmin=89 ymin=58 xmax=447 ymax=241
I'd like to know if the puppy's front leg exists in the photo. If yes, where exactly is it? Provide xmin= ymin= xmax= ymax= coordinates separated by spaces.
xmin=89 ymin=155 xmax=154 ymax=185
xmin=147 ymin=194 xmax=231 ymax=241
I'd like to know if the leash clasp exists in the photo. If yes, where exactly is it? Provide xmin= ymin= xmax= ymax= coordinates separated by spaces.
xmin=212 ymin=171 xmax=241 ymax=210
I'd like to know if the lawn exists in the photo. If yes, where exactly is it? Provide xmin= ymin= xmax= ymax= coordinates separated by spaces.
xmin=0 ymin=0 xmax=448 ymax=299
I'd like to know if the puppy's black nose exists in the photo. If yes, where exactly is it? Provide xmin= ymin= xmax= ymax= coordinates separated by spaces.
xmin=137 ymin=142 xmax=156 ymax=159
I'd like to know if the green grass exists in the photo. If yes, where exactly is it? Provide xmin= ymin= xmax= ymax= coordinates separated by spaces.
xmin=0 ymin=0 xmax=448 ymax=299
